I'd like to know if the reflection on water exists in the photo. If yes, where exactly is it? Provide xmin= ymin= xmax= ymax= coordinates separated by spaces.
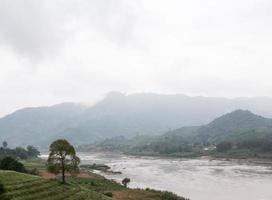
xmin=41 ymin=152 xmax=272 ymax=200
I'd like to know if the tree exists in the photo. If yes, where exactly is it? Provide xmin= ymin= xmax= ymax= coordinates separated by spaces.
xmin=47 ymin=139 xmax=80 ymax=183
xmin=122 ymin=178 xmax=130 ymax=187
xmin=14 ymin=147 xmax=28 ymax=159
xmin=27 ymin=146 xmax=40 ymax=157
xmin=216 ymin=141 xmax=232 ymax=152
xmin=2 ymin=141 xmax=7 ymax=149
xmin=0 ymin=157 xmax=27 ymax=173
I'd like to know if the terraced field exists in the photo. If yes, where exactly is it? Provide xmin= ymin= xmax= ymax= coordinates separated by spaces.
xmin=0 ymin=170 xmax=111 ymax=200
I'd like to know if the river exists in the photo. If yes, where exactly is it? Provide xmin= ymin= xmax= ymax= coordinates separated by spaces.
xmin=42 ymin=152 xmax=272 ymax=200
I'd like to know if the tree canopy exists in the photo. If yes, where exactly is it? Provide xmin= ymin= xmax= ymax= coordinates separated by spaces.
xmin=47 ymin=139 xmax=80 ymax=183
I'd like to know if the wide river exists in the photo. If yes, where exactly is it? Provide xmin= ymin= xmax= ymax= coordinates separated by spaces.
xmin=42 ymin=152 xmax=272 ymax=200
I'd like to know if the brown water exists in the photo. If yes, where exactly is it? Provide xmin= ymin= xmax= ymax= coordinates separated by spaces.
xmin=42 ymin=152 xmax=272 ymax=200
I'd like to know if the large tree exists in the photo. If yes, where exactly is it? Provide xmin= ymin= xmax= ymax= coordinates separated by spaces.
xmin=47 ymin=139 xmax=80 ymax=183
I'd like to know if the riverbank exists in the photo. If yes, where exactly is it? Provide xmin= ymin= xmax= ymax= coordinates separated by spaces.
xmin=116 ymin=147 xmax=272 ymax=164
xmin=21 ymin=157 xmax=189 ymax=200
xmin=83 ymin=149 xmax=272 ymax=167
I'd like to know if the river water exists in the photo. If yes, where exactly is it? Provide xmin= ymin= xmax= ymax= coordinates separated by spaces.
xmin=42 ymin=152 xmax=272 ymax=200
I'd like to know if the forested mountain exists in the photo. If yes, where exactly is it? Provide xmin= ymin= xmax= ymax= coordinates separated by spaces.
xmin=2 ymin=92 xmax=272 ymax=147
xmin=0 ymin=103 xmax=87 ymax=147
xmin=91 ymin=110 xmax=272 ymax=155
xmin=164 ymin=109 xmax=272 ymax=143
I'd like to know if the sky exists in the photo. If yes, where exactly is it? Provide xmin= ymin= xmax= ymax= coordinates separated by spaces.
xmin=0 ymin=0 xmax=272 ymax=116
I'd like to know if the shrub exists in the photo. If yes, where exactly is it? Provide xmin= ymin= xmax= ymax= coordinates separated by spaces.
xmin=161 ymin=191 xmax=188 ymax=200
xmin=0 ymin=156 xmax=27 ymax=173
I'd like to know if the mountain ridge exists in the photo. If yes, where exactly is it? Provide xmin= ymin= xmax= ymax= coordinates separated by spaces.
xmin=2 ymin=93 xmax=272 ymax=146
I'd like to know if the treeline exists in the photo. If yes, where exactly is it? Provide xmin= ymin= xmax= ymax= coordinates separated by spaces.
xmin=0 ymin=141 xmax=40 ymax=174
xmin=216 ymin=139 xmax=272 ymax=153
xmin=0 ymin=141 xmax=40 ymax=160
xmin=132 ymin=135 xmax=192 ymax=154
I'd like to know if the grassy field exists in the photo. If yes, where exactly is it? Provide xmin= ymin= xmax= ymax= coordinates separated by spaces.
xmin=0 ymin=169 xmax=188 ymax=200
xmin=0 ymin=170 xmax=111 ymax=200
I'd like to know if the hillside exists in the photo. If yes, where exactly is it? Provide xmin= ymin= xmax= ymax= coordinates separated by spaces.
xmin=2 ymin=92 xmax=272 ymax=146
xmin=196 ymin=110 xmax=272 ymax=143
xmin=90 ymin=110 xmax=272 ymax=156
xmin=163 ymin=109 xmax=272 ymax=144
xmin=0 ymin=103 xmax=87 ymax=147
xmin=0 ymin=170 xmax=110 ymax=200
xmin=0 ymin=170 xmax=188 ymax=200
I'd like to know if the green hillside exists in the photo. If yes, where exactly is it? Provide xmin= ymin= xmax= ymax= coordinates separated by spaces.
xmin=89 ymin=110 xmax=272 ymax=157
xmin=0 ymin=170 xmax=110 ymax=200
xmin=196 ymin=109 xmax=272 ymax=143
xmin=0 ymin=170 xmax=188 ymax=200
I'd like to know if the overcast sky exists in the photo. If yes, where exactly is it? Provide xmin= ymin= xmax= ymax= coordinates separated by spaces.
xmin=0 ymin=0 xmax=272 ymax=116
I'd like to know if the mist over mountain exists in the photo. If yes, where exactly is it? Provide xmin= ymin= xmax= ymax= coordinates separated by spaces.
xmin=1 ymin=92 xmax=272 ymax=147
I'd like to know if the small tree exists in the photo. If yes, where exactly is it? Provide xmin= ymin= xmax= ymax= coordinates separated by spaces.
xmin=2 ymin=141 xmax=7 ymax=149
xmin=27 ymin=145 xmax=40 ymax=157
xmin=47 ymin=139 xmax=80 ymax=183
xmin=122 ymin=178 xmax=130 ymax=187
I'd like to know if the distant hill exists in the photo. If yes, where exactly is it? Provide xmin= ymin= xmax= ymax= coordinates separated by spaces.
xmin=0 ymin=103 xmax=87 ymax=147
xmin=93 ymin=110 xmax=272 ymax=155
xmin=164 ymin=109 xmax=272 ymax=144
xmin=2 ymin=92 xmax=272 ymax=147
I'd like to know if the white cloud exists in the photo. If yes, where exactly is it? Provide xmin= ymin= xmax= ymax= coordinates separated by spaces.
xmin=0 ymin=0 xmax=272 ymax=116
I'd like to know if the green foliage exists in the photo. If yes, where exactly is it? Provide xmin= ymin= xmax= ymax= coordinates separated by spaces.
xmin=26 ymin=146 xmax=40 ymax=157
xmin=216 ymin=142 xmax=232 ymax=152
xmin=0 ymin=144 xmax=40 ymax=160
xmin=91 ymin=110 xmax=272 ymax=157
xmin=0 ymin=170 xmax=111 ymax=200
xmin=0 ymin=157 xmax=27 ymax=173
xmin=47 ymin=139 xmax=80 ymax=183
xmin=161 ymin=191 xmax=189 ymax=200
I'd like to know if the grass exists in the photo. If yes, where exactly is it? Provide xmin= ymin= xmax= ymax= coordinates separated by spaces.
xmin=0 ymin=170 xmax=110 ymax=200
xmin=67 ymin=177 xmax=188 ymax=200
xmin=19 ymin=158 xmax=47 ymax=171
xmin=0 ymin=157 xmax=189 ymax=200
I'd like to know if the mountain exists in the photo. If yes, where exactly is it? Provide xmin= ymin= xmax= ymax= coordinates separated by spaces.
xmin=2 ymin=92 xmax=272 ymax=147
xmin=165 ymin=109 xmax=272 ymax=144
xmin=97 ymin=110 xmax=272 ymax=155
xmin=0 ymin=103 xmax=87 ymax=147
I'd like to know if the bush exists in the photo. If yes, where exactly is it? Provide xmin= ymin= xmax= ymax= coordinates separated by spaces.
xmin=0 ymin=156 xmax=27 ymax=173
xmin=161 ymin=191 xmax=188 ymax=200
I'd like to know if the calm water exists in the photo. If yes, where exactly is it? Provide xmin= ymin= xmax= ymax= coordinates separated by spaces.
xmin=42 ymin=152 xmax=272 ymax=200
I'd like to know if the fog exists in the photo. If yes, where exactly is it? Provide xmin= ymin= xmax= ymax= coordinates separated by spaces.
xmin=1 ymin=0 xmax=272 ymax=116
